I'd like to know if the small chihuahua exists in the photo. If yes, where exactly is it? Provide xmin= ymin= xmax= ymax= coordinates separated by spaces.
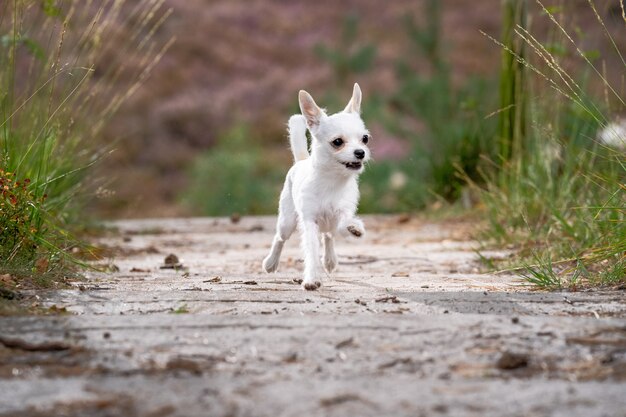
xmin=262 ymin=83 xmax=371 ymax=290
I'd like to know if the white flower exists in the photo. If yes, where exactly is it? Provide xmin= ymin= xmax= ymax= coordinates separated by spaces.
xmin=598 ymin=120 xmax=626 ymax=150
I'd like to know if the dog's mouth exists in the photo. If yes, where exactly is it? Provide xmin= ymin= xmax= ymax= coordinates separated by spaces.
xmin=343 ymin=161 xmax=362 ymax=170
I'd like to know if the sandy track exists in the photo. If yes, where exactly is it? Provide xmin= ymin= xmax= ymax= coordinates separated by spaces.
xmin=0 ymin=216 xmax=625 ymax=417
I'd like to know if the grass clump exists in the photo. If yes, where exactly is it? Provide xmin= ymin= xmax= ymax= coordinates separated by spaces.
xmin=477 ymin=0 xmax=625 ymax=289
xmin=0 ymin=1 xmax=170 ymax=286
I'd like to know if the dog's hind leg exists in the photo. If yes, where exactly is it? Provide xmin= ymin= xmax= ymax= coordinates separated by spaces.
xmin=322 ymin=233 xmax=338 ymax=273
xmin=263 ymin=180 xmax=297 ymax=273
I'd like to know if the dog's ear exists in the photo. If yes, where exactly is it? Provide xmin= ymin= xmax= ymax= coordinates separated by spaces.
xmin=344 ymin=83 xmax=362 ymax=114
xmin=299 ymin=90 xmax=323 ymax=129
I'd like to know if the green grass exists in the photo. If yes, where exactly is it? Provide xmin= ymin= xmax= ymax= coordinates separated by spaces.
xmin=521 ymin=254 xmax=564 ymax=289
xmin=0 ymin=1 xmax=169 ymax=285
xmin=477 ymin=0 xmax=625 ymax=289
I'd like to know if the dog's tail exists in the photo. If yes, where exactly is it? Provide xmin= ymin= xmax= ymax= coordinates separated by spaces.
xmin=288 ymin=115 xmax=309 ymax=162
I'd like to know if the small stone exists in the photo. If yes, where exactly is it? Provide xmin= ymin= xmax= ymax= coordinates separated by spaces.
xmin=160 ymin=253 xmax=183 ymax=269
xmin=335 ymin=337 xmax=355 ymax=349
xmin=283 ymin=352 xmax=298 ymax=363
xmin=496 ymin=351 xmax=529 ymax=370
xmin=164 ymin=254 xmax=179 ymax=265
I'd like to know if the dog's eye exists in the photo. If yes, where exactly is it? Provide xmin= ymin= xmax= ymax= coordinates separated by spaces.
xmin=362 ymin=134 xmax=370 ymax=144
xmin=331 ymin=138 xmax=344 ymax=148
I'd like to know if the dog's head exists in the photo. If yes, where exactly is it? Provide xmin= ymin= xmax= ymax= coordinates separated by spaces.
xmin=299 ymin=83 xmax=371 ymax=175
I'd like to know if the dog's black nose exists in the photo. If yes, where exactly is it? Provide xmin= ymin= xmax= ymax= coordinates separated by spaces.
xmin=354 ymin=149 xmax=365 ymax=160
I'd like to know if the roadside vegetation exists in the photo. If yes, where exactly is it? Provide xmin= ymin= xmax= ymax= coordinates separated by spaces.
xmin=0 ymin=0 xmax=169 ymax=297
xmin=475 ymin=0 xmax=625 ymax=288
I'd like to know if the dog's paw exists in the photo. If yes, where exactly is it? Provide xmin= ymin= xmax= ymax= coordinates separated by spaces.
xmin=340 ymin=218 xmax=365 ymax=239
xmin=347 ymin=225 xmax=363 ymax=237
xmin=262 ymin=255 xmax=278 ymax=273
xmin=323 ymin=253 xmax=338 ymax=273
xmin=302 ymin=280 xmax=322 ymax=291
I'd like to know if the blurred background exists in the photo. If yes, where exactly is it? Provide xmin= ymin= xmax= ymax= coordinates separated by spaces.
xmin=80 ymin=0 xmax=623 ymax=218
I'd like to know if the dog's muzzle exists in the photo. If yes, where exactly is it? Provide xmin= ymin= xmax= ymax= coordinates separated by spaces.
xmin=343 ymin=161 xmax=362 ymax=170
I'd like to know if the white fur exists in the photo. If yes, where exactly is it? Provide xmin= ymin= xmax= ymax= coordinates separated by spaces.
xmin=262 ymin=83 xmax=371 ymax=290
xmin=288 ymin=115 xmax=309 ymax=162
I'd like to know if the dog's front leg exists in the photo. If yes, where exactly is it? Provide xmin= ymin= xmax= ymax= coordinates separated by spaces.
xmin=301 ymin=220 xmax=322 ymax=290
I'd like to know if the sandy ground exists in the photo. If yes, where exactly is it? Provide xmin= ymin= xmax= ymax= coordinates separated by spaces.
xmin=0 ymin=215 xmax=625 ymax=417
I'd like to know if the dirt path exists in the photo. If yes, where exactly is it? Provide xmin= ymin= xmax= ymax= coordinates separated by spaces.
xmin=1 ymin=216 xmax=625 ymax=417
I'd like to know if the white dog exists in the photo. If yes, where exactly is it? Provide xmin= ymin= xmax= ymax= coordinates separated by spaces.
xmin=262 ymin=83 xmax=371 ymax=290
